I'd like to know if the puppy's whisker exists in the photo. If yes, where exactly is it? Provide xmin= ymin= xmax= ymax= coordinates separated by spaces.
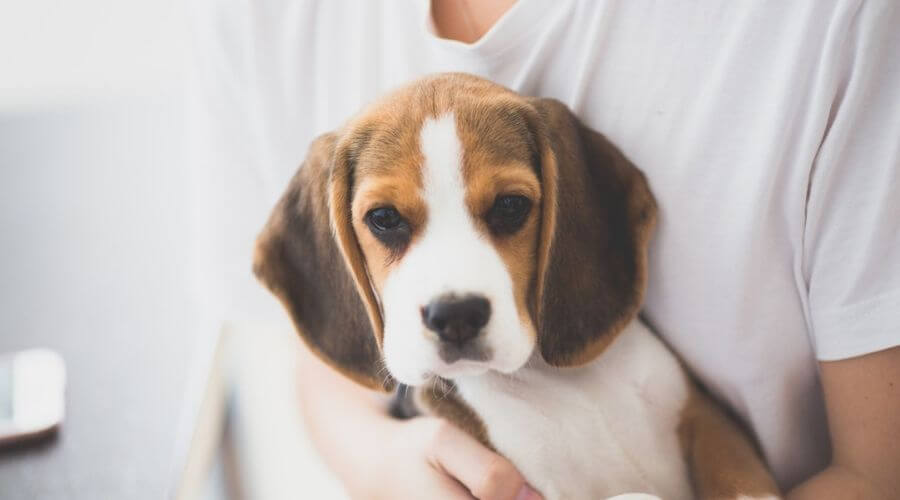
xmin=374 ymin=356 xmax=393 ymax=385
xmin=440 ymin=379 xmax=454 ymax=400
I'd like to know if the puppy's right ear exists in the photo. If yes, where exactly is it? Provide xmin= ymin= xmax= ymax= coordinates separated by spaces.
xmin=253 ymin=132 xmax=393 ymax=392
xmin=527 ymin=98 xmax=657 ymax=367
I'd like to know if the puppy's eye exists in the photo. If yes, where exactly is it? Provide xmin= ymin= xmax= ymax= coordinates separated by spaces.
xmin=365 ymin=206 xmax=411 ymax=251
xmin=487 ymin=195 xmax=532 ymax=235
xmin=366 ymin=207 xmax=403 ymax=231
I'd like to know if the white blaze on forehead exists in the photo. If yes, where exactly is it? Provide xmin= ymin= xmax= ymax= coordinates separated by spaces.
xmin=414 ymin=112 xmax=500 ymax=293
xmin=379 ymin=113 xmax=535 ymax=386
xmin=419 ymin=113 xmax=466 ymax=215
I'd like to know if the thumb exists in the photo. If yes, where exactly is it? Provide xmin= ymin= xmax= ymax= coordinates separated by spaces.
xmin=426 ymin=421 xmax=543 ymax=500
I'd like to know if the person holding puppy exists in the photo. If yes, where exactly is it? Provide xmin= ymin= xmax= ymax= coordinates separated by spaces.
xmin=190 ymin=1 xmax=900 ymax=498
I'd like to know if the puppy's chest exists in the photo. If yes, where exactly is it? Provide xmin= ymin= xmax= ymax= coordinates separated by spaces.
xmin=453 ymin=324 xmax=694 ymax=500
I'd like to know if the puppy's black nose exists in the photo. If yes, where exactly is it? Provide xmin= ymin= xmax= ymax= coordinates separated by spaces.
xmin=421 ymin=295 xmax=491 ymax=345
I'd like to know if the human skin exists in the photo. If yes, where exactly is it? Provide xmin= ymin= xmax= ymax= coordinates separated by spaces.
xmin=786 ymin=347 xmax=900 ymax=500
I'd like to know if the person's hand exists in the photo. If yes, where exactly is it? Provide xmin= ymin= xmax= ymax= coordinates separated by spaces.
xmin=349 ymin=416 xmax=543 ymax=500
xmin=295 ymin=344 xmax=541 ymax=499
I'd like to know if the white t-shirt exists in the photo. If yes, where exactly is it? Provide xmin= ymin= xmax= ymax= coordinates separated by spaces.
xmin=188 ymin=0 xmax=900 ymax=490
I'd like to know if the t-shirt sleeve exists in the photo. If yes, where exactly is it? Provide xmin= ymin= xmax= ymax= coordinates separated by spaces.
xmin=803 ymin=0 xmax=900 ymax=361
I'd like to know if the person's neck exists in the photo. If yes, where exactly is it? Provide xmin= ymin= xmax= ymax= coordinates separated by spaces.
xmin=430 ymin=0 xmax=517 ymax=44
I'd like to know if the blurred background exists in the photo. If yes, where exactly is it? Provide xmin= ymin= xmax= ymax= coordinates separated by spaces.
xmin=0 ymin=1 xmax=338 ymax=498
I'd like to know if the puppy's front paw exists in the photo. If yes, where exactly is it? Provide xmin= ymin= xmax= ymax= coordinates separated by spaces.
xmin=605 ymin=494 xmax=662 ymax=500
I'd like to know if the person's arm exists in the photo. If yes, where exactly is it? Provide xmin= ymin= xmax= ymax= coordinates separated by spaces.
xmin=295 ymin=341 xmax=542 ymax=500
xmin=787 ymin=346 xmax=900 ymax=500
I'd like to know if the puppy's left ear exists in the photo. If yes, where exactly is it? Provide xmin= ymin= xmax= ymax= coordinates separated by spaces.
xmin=253 ymin=130 xmax=393 ymax=391
xmin=528 ymin=98 xmax=657 ymax=367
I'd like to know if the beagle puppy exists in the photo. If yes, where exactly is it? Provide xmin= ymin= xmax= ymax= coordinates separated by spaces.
xmin=254 ymin=73 xmax=780 ymax=500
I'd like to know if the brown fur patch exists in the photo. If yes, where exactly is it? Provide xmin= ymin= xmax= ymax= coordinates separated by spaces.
xmin=417 ymin=379 xmax=494 ymax=451
xmin=678 ymin=385 xmax=781 ymax=499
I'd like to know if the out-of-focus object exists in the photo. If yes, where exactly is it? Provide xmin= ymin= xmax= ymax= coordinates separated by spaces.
xmin=0 ymin=348 xmax=66 ymax=446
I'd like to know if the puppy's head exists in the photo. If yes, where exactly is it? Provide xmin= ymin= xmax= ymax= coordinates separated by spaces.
xmin=254 ymin=74 xmax=656 ymax=390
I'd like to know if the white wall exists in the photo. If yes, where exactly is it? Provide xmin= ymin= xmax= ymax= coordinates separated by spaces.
xmin=0 ymin=0 xmax=186 ymax=110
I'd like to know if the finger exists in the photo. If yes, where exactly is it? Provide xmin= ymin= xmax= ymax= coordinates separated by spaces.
xmin=426 ymin=421 xmax=543 ymax=500
xmin=431 ymin=472 xmax=478 ymax=500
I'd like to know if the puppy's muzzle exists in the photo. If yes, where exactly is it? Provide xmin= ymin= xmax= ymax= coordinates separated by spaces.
xmin=421 ymin=294 xmax=491 ymax=347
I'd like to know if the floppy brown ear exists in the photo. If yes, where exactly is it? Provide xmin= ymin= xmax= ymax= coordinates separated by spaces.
xmin=253 ymin=131 xmax=394 ymax=391
xmin=528 ymin=98 xmax=657 ymax=367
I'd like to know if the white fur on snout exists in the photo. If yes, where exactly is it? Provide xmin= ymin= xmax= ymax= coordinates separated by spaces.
xmin=381 ymin=113 xmax=535 ymax=386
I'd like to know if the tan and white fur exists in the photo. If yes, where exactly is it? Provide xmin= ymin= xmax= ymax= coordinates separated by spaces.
xmin=254 ymin=73 xmax=780 ymax=500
